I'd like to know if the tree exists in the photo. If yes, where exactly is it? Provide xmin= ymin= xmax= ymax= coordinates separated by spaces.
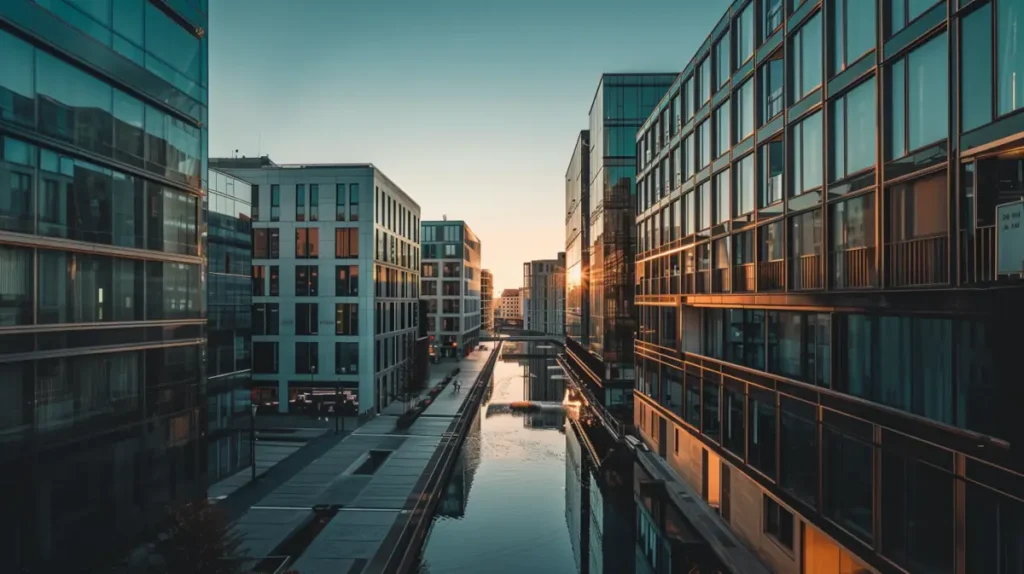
xmin=148 ymin=499 xmax=247 ymax=574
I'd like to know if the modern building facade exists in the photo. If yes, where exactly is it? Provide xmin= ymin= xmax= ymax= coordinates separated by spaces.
xmin=632 ymin=1 xmax=1024 ymax=573
xmin=522 ymin=253 xmax=566 ymax=336
xmin=497 ymin=287 xmax=523 ymax=328
xmin=213 ymin=157 xmax=421 ymax=417
xmin=0 ymin=1 xmax=208 ymax=570
xmin=481 ymin=268 xmax=494 ymax=332
xmin=421 ymin=220 xmax=482 ymax=358
xmin=565 ymin=130 xmax=591 ymax=346
xmin=566 ymin=74 xmax=676 ymax=412
xmin=205 ymin=168 xmax=253 ymax=484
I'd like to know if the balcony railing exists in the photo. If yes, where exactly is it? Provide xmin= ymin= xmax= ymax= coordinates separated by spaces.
xmin=959 ymin=226 xmax=995 ymax=285
xmin=790 ymin=253 xmax=822 ymax=290
xmin=733 ymin=263 xmax=755 ymax=292
xmin=759 ymin=260 xmax=785 ymax=291
xmin=832 ymin=246 xmax=877 ymax=289
xmin=712 ymin=268 xmax=731 ymax=293
xmin=684 ymin=271 xmax=709 ymax=294
xmin=886 ymin=235 xmax=948 ymax=287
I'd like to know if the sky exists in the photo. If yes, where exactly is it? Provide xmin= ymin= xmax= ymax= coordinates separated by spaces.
xmin=208 ymin=0 xmax=730 ymax=291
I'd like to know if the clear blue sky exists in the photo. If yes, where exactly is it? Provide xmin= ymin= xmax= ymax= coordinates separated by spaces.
xmin=209 ymin=0 xmax=730 ymax=290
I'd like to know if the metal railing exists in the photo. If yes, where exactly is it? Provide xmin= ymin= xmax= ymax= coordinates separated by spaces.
xmin=790 ymin=253 xmax=822 ymax=290
xmin=758 ymin=260 xmax=785 ymax=291
xmin=831 ymin=246 xmax=876 ymax=289
xmin=886 ymin=235 xmax=948 ymax=287
xmin=733 ymin=263 xmax=755 ymax=292
xmin=712 ymin=268 xmax=731 ymax=293
xmin=959 ymin=226 xmax=995 ymax=285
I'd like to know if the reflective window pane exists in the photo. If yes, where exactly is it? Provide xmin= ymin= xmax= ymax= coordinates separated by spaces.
xmin=999 ymin=0 xmax=1024 ymax=115
xmin=907 ymin=34 xmax=948 ymax=150
xmin=0 ymin=137 xmax=36 ymax=234
xmin=0 ymin=29 xmax=35 ymax=127
xmin=962 ymin=4 xmax=993 ymax=132
xmin=0 ymin=244 xmax=33 ymax=326
xmin=792 ymin=13 xmax=823 ymax=102
xmin=37 ymin=51 xmax=113 ymax=157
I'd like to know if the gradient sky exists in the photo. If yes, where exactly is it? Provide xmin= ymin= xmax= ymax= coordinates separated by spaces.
xmin=209 ymin=0 xmax=730 ymax=290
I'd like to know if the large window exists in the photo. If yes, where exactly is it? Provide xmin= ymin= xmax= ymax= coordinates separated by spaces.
xmin=736 ymin=2 xmax=754 ymax=66
xmin=309 ymin=184 xmax=319 ymax=221
xmin=714 ymin=103 xmax=730 ymax=158
xmin=38 ymin=251 xmax=147 ymax=323
xmin=699 ymin=58 xmax=712 ymax=105
xmin=725 ymin=309 xmax=765 ymax=370
xmin=335 ymin=265 xmax=359 ymax=296
xmin=791 ymin=111 xmax=823 ymax=195
xmin=961 ymin=4 xmax=992 ymax=132
xmin=698 ymin=180 xmax=712 ymax=230
xmin=252 ymin=342 xmax=278 ymax=373
xmin=764 ymin=496 xmax=795 ymax=550
xmin=748 ymin=389 xmax=776 ymax=477
xmin=295 ymin=342 xmax=318 ymax=374
xmin=881 ymin=450 xmax=955 ymax=573
xmin=831 ymin=193 xmax=875 ymax=251
xmin=890 ymin=0 xmax=942 ymax=37
xmin=335 ymin=228 xmax=359 ymax=258
xmin=698 ymin=120 xmax=711 ymax=169
xmin=763 ymin=0 xmax=783 ymax=37
xmin=791 ymin=12 xmax=823 ymax=103
xmin=723 ymin=385 xmax=745 ymax=457
xmin=888 ymin=33 xmax=947 ymax=159
xmin=830 ymin=0 xmax=875 ymax=76
xmin=888 ymin=171 xmax=947 ymax=241
xmin=270 ymin=185 xmax=280 ymax=221
xmin=335 ymin=342 xmax=359 ymax=374
xmin=295 ymin=265 xmax=319 ymax=296
xmin=335 ymin=303 xmax=358 ymax=335
xmin=768 ymin=311 xmax=830 ymax=387
xmin=734 ymin=154 xmax=755 ymax=216
xmin=295 ymin=302 xmax=318 ymax=335
xmin=295 ymin=184 xmax=306 ymax=221
xmin=760 ymin=139 xmax=784 ymax=207
xmin=714 ymin=170 xmax=730 ymax=224
xmin=0 ymin=244 xmax=32 ymax=326
xmin=735 ymin=79 xmax=754 ymax=143
xmin=0 ymin=29 xmax=34 ymax=128
xmin=830 ymin=78 xmax=876 ymax=180
xmin=295 ymin=228 xmax=319 ymax=258
xmin=780 ymin=397 xmax=817 ymax=506
xmin=252 ymin=303 xmax=279 ymax=336
xmin=0 ymin=137 xmax=35 ymax=235
xmin=823 ymin=423 xmax=874 ymax=542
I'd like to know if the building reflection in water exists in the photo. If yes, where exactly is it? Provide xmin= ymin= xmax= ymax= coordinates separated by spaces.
xmin=437 ymin=411 xmax=482 ymax=519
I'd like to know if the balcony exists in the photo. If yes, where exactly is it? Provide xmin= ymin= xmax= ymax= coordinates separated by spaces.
xmin=733 ymin=263 xmax=755 ymax=292
xmin=790 ymin=253 xmax=822 ymax=291
xmin=886 ymin=235 xmax=948 ymax=287
xmin=712 ymin=268 xmax=731 ymax=293
xmin=758 ymin=260 xmax=784 ymax=291
xmin=832 ymin=247 xmax=877 ymax=289
xmin=959 ymin=226 xmax=995 ymax=285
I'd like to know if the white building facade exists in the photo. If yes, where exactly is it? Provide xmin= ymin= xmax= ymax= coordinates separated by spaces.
xmin=213 ymin=157 xmax=420 ymax=417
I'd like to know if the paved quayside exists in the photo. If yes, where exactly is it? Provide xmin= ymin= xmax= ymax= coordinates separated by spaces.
xmin=231 ymin=345 xmax=499 ymax=574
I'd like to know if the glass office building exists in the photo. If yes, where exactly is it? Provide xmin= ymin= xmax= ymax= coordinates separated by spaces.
xmin=633 ymin=0 xmax=1024 ymax=573
xmin=567 ymin=74 xmax=676 ymax=415
xmin=565 ymin=130 xmax=590 ymax=345
xmin=0 ymin=0 xmax=207 ymax=570
xmin=205 ymin=168 xmax=253 ymax=484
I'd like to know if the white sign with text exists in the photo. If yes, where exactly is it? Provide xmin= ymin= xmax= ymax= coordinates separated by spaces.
xmin=997 ymin=199 xmax=1024 ymax=275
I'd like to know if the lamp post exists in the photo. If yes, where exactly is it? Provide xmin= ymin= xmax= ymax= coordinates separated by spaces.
xmin=250 ymin=401 xmax=258 ymax=482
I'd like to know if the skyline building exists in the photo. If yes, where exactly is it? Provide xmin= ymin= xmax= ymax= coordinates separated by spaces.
xmin=0 ymin=0 xmax=209 ymax=569
xmin=420 ymin=219 xmax=482 ymax=358
xmin=481 ymin=268 xmax=494 ymax=332
xmin=523 ymin=253 xmax=566 ymax=336
xmin=213 ymin=157 xmax=421 ymax=417
xmin=565 ymin=130 xmax=590 ymax=347
xmin=632 ymin=0 xmax=1024 ymax=572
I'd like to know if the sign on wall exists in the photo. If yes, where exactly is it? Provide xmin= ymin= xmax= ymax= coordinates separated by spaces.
xmin=997 ymin=199 xmax=1024 ymax=275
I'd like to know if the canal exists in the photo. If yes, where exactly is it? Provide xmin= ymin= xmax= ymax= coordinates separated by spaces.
xmin=417 ymin=341 xmax=727 ymax=574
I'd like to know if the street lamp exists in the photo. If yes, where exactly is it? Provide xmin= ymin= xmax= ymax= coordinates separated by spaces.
xmin=250 ymin=401 xmax=258 ymax=482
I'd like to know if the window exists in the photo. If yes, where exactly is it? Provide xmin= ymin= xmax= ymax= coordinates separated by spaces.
xmin=335 ymin=265 xmax=359 ymax=296
xmin=444 ymin=244 xmax=456 ymax=257
xmin=0 ymin=30 xmax=33 ymax=128
xmin=965 ymin=483 xmax=1024 ymax=574
xmin=790 ymin=209 xmax=822 ymax=261
xmin=336 ymin=184 xmax=346 ymax=221
xmin=791 ymin=111 xmax=823 ymax=195
xmin=698 ymin=180 xmax=712 ymax=230
xmin=295 ymin=228 xmax=319 ymax=258
xmin=714 ymin=102 xmax=730 ymax=158
xmin=768 ymin=311 xmax=831 ymax=387
xmin=335 ymin=342 xmax=358 ymax=374
xmin=269 ymin=228 xmax=280 ymax=258
xmin=699 ymin=58 xmax=712 ymax=104
xmin=335 ymin=303 xmax=358 ymax=335
xmin=348 ymin=183 xmax=360 ymax=221
xmin=832 ymin=192 xmax=875 ymax=252
xmin=748 ymin=389 xmax=776 ymax=478
xmin=696 ymin=121 xmax=710 ymax=170
xmin=734 ymin=229 xmax=755 ymax=265
xmin=736 ymin=2 xmax=754 ymax=66
xmin=335 ymin=228 xmax=359 ymax=258
xmin=252 ymin=184 xmax=260 ymax=221
xmin=888 ymin=171 xmax=947 ymax=241
xmin=252 ymin=303 xmax=279 ymax=336
xmin=887 ymin=33 xmax=948 ymax=159
xmin=295 ymin=265 xmax=319 ymax=296
xmin=961 ymin=4 xmax=992 ymax=132
xmin=889 ymin=0 xmax=941 ymax=37
xmin=760 ymin=220 xmax=785 ymax=261
xmin=0 ymin=244 xmax=32 ymax=325
xmin=723 ymin=386 xmax=745 ymax=456
xmin=881 ymin=450 xmax=955 ymax=572
xmin=764 ymin=496 xmax=794 ymax=550
xmin=761 ymin=139 xmax=784 ymax=206
xmin=791 ymin=13 xmax=823 ymax=103
xmin=702 ymin=379 xmax=720 ymax=440
xmin=295 ymin=303 xmax=318 ymax=335
xmin=253 ymin=265 xmax=266 ymax=296
xmin=735 ymin=79 xmax=754 ymax=143
xmin=830 ymin=78 xmax=876 ymax=180
xmin=252 ymin=342 xmax=278 ymax=373
xmin=780 ymin=397 xmax=817 ymax=506
xmin=823 ymin=424 xmax=873 ymax=542
xmin=295 ymin=342 xmax=318 ymax=374
xmin=734 ymin=154 xmax=755 ymax=216
xmin=269 ymin=265 xmax=279 ymax=296
xmin=672 ymin=93 xmax=681 ymax=135
xmin=714 ymin=170 xmax=730 ymax=224
xmin=725 ymin=309 xmax=765 ymax=370
xmin=296 ymin=184 xmax=306 ymax=221
xmin=309 ymin=184 xmax=319 ymax=221
xmin=763 ymin=0 xmax=783 ymax=37
xmin=830 ymin=0 xmax=875 ymax=76
xmin=715 ymin=31 xmax=731 ymax=88
xmin=270 ymin=184 xmax=280 ymax=221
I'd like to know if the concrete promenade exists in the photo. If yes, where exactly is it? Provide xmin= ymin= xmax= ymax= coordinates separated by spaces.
xmin=226 ymin=347 xmax=497 ymax=574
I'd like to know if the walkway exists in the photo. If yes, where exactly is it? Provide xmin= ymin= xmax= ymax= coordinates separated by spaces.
xmin=208 ymin=428 xmax=326 ymax=501
xmin=229 ymin=347 xmax=497 ymax=574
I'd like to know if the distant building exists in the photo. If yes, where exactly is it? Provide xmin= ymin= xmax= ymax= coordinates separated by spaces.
xmin=206 ymin=169 xmax=255 ymax=484
xmin=565 ymin=130 xmax=590 ymax=346
xmin=212 ymin=157 xmax=421 ymax=416
xmin=421 ymin=220 xmax=482 ymax=358
xmin=523 ymin=254 xmax=566 ymax=336
xmin=497 ymin=287 xmax=523 ymax=327
xmin=481 ymin=269 xmax=494 ymax=331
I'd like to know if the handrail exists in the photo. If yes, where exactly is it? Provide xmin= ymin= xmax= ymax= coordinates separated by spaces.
xmin=372 ymin=342 xmax=504 ymax=574
xmin=557 ymin=353 xmax=624 ymax=441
